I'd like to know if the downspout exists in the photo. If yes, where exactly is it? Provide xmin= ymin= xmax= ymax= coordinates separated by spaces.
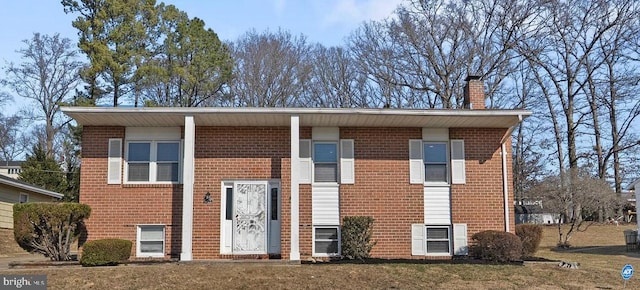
xmin=500 ymin=114 xmax=523 ymax=233
xmin=502 ymin=142 xmax=510 ymax=233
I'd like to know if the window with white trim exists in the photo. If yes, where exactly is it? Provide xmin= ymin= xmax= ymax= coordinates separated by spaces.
xmin=126 ymin=141 xmax=181 ymax=183
xmin=313 ymin=226 xmax=340 ymax=256
xmin=423 ymin=142 xmax=449 ymax=183
xmin=137 ymin=225 xmax=165 ymax=257
xmin=426 ymin=226 xmax=451 ymax=254
xmin=19 ymin=193 xmax=28 ymax=203
xmin=313 ymin=142 xmax=338 ymax=183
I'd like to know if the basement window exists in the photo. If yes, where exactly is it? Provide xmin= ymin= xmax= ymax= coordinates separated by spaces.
xmin=137 ymin=225 xmax=165 ymax=258
xmin=313 ymin=226 xmax=340 ymax=257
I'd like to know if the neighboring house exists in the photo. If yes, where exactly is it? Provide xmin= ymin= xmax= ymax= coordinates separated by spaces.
xmin=0 ymin=161 xmax=24 ymax=179
xmin=514 ymin=200 xmax=561 ymax=225
xmin=62 ymin=77 xmax=531 ymax=261
xmin=0 ymin=175 xmax=64 ymax=229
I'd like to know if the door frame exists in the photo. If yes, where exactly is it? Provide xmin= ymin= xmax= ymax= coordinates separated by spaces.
xmin=220 ymin=179 xmax=281 ymax=255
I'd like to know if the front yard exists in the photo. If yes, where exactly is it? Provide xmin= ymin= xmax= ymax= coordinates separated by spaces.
xmin=1 ymin=224 xmax=639 ymax=289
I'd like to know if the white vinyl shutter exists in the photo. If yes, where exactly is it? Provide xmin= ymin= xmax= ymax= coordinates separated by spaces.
xmin=453 ymin=223 xmax=468 ymax=255
xmin=340 ymin=139 xmax=355 ymax=184
xmin=409 ymin=140 xmax=424 ymax=184
xmin=108 ymin=138 xmax=122 ymax=184
xmin=451 ymin=140 xmax=466 ymax=184
xmin=299 ymin=139 xmax=312 ymax=184
xmin=412 ymin=224 xmax=426 ymax=255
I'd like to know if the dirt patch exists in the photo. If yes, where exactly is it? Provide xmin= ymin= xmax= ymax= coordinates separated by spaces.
xmin=0 ymin=228 xmax=27 ymax=257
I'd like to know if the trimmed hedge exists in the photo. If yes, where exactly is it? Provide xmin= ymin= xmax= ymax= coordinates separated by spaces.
xmin=470 ymin=230 xmax=522 ymax=263
xmin=80 ymin=239 xmax=132 ymax=267
xmin=341 ymin=216 xmax=376 ymax=260
xmin=515 ymin=224 xmax=543 ymax=257
xmin=13 ymin=202 xmax=91 ymax=261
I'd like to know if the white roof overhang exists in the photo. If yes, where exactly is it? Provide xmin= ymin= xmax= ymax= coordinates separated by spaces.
xmin=61 ymin=107 xmax=532 ymax=128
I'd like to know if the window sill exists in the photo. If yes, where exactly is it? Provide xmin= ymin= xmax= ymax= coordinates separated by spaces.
xmin=423 ymin=182 xmax=450 ymax=187
xmin=136 ymin=253 xmax=165 ymax=258
xmin=311 ymin=182 xmax=340 ymax=187
xmin=123 ymin=183 xmax=182 ymax=188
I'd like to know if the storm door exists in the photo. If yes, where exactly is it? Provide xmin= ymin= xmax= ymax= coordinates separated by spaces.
xmin=232 ymin=181 xmax=268 ymax=254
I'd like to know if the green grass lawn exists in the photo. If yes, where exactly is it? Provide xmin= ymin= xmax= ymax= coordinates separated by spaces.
xmin=1 ymin=224 xmax=640 ymax=289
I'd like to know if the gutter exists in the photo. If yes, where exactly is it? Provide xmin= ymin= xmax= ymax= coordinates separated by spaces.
xmin=502 ymin=143 xmax=510 ymax=232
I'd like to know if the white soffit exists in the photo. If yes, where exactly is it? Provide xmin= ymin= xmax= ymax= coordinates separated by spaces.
xmin=61 ymin=107 xmax=532 ymax=128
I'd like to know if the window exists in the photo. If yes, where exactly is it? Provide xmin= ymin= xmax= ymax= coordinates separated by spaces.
xmin=126 ymin=141 xmax=180 ymax=183
xmin=271 ymin=188 xmax=278 ymax=221
xmin=314 ymin=142 xmax=338 ymax=183
xmin=313 ymin=227 xmax=340 ymax=256
xmin=426 ymin=226 xmax=450 ymax=254
xmin=423 ymin=142 xmax=448 ymax=183
xmin=19 ymin=193 xmax=28 ymax=203
xmin=225 ymin=187 xmax=233 ymax=221
xmin=137 ymin=225 xmax=165 ymax=257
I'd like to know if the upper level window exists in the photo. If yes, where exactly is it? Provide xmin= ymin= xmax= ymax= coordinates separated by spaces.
xmin=313 ymin=142 xmax=338 ymax=183
xmin=126 ymin=141 xmax=180 ymax=183
xmin=423 ymin=142 xmax=448 ymax=183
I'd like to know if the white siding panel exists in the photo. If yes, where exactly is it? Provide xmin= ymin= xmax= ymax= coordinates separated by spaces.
xmin=312 ymin=127 xmax=339 ymax=140
xmin=453 ymin=223 xmax=468 ymax=255
xmin=312 ymin=185 xmax=340 ymax=225
xmin=422 ymin=128 xmax=449 ymax=141
xmin=126 ymin=127 xmax=180 ymax=140
xmin=424 ymin=186 xmax=451 ymax=224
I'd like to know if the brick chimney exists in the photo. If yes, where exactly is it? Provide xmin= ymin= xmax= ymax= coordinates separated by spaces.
xmin=463 ymin=75 xmax=485 ymax=109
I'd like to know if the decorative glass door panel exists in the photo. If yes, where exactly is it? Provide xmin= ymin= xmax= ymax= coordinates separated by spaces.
xmin=232 ymin=181 xmax=268 ymax=254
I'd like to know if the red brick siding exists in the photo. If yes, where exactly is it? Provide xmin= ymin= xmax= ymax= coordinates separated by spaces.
xmin=80 ymin=125 xmax=515 ymax=260
xmin=191 ymin=127 xmax=290 ymax=259
xmin=80 ymin=126 xmax=183 ymax=259
xmin=339 ymin=127 xmax=424 ymax=259
xmin=450 ymin=128 xmax=515 ymax=237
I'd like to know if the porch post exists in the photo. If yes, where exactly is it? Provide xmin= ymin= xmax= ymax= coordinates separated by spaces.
xmin=181 ymin=115 xmax=195 ymax=261
xmin=290 ymin=115 xmax=301 ymax=260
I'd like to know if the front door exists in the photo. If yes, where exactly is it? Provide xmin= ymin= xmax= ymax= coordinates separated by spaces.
xmin=232 ymin=181 xmax=268 ymax=254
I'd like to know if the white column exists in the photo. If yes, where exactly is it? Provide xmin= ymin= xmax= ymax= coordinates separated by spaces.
xmin=290 ymin=115 xmax=301 ymax=260
xmin=181 ymin=115 xmax=195 ymax=261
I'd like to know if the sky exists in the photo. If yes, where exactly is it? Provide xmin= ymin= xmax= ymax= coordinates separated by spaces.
xmin=0 ymin=0 xmax=404 ymax=113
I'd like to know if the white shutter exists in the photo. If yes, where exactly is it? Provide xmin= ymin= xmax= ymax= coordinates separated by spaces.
xmin=453 ymin=223 xmax=468 ymax=255
xmin=299 ymin=139 xmax=312 ymax=184
xmin=340 ymin=139 xmax=355 ymax=184
xmin=108 ymin=138 xmax=122 ymax=184
xmin=451 ymin=140 xmax=466 ymax=184
xmin=409 ymin=140 xmax=424 ymax=184
xmin=411 ymin=224 xmax=426 ymax=255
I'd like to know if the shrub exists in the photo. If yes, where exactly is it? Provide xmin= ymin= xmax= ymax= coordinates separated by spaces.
xmin=80 ymin=239 xmax=132 ymax=267
xmin=470 ymin=230 xmax=523 ymax=263
xmin=13 ymin=202 xmax=91 ymax=261
xmin=515 ymin=224 xmax=543 ymax=257
xmin=341 ymin=216 xmax=376 ymax=260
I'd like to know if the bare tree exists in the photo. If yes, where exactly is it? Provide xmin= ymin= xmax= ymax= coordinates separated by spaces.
xmin=228 ymin=29 xmax=313 ymax=107
xmin=0 ymin=113 xmax=28 ymax=163
xmin=349 ymin=0 xmax=536 ymax=108
xmin=0 ymin=33 xmax=82 ymax=157
xmin=305 ymin=45 xmax=373 ymax=108
xmin=530 ymin=168 xmax=620 ymax=247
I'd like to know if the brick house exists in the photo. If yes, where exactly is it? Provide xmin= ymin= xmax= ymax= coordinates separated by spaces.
xmin=62 ymin=77 xmax=530 ymax=261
